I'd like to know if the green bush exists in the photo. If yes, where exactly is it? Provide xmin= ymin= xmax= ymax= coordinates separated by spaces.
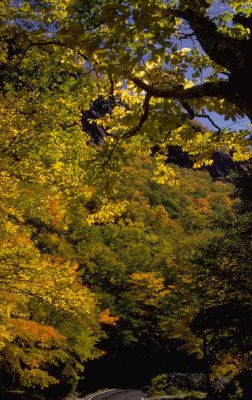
xmin=148 ymin=374 xmax=169 ymax=397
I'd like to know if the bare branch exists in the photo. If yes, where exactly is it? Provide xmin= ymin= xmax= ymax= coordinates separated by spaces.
xmin=197 ymin=113 xmax=222 ymax=133
xmin=181 ymin=101 xmax=222 ymax=133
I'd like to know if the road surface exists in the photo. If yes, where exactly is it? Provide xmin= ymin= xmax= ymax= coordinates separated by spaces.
xmin=86 ymin=389 xmax=146 ymax=400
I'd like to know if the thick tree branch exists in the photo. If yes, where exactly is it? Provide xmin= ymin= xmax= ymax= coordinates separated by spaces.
xmin=174 ymin=3 xmax=248 ymax=72
xmin=131 ymin=77 xmax=252 ymax=121
xmin=131 ymin=77 xmax=236 ymax=103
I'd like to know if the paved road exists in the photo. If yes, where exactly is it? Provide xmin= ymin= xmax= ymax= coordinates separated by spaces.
xmin=87 ymin=389 xmax=146 ymax=400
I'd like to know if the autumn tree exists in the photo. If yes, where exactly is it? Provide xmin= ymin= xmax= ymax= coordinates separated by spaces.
xmin=60 ymin=159 xmax=234 ymax=389
xmin=0 ymin=2 xmax=104 ymax=394
xmin=187 ymin=167 xmax=252 ymax=399
xmin=47 ymin=0 xmax=252 ymax=170
xmin=1 ymin=0 xmax=251 ymax=396
xmin=2 ymin=0 xmax=252 ymax=189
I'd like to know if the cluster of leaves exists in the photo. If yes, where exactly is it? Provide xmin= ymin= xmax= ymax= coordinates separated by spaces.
xmin=0 ymin=138 xmax=102 ymax=394
xmin=189 ymin=166 xmax=252 ymax=399
xmin=49 ymin=158 xmax=234 ymax=384
xmin=1 ymin=0 xmax=252 ymax=398
xmin=0 ymin=1 xmax=104 ymax=394
xmin=51 ymin=156 xmax=250 ymax=398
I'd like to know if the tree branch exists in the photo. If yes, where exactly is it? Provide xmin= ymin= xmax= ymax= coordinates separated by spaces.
xmin=181 ymin=101 xmax=222 ymax=133
xmin=197 ymin=113 xmax=222 ymax=133
xmin=173 ymin=3 xmax=248 ymax=72
xmin=122 ymin=92 xmax=152 ymax=139
xmin=131 ymin=77 xmax=236 ymax=103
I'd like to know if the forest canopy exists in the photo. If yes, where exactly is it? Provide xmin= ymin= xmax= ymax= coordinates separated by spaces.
xmin=0 ymin=0 xmax=251 ymax=399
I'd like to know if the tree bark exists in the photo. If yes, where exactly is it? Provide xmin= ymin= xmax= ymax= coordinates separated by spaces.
xmin=175 ymin=5 xmax=248 ymax=72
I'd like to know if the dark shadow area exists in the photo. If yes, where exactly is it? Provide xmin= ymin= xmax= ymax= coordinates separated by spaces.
xmin=80 ymin=346 xmax=204 ymax=393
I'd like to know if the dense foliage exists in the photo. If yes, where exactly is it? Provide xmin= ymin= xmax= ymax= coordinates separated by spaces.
xmin=0 ymin=0 xmax=251 ymax=398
